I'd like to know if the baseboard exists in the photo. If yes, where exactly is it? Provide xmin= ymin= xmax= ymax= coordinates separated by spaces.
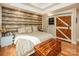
xmin=72 ymin=41 xmax=77 ymax=45
xmin=77 ymin=39 xmax=79 ymax=42
xmin=56 ymin=37 xmax=71 ymax=42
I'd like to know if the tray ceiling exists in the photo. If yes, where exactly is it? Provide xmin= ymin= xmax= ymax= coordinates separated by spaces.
xmin=23 ymin=3 xmax=59 ymax=11
xmin=0 ymin=3 xmax=75 ymax=14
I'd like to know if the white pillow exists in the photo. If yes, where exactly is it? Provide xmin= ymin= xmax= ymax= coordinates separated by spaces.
xmin=32 ymin=26 xmax=38 ymax=32
xmin=26 ymin=26 xmax=32 ymax=33
xmin=18 ymin=27 xmax=26 ymax=33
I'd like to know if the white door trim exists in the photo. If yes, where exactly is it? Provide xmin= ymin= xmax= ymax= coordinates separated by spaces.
xmin=56 ymin=37 xmax=71 ymax=42
xmin=56 ymin=27 xmax=71 ymax=29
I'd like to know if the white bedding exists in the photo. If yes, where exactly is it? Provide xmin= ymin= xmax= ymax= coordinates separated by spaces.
xmin=15 ymin=31 xmax=53 ymax=56
xmin=14 ymin=35 xmax=41 ymax=45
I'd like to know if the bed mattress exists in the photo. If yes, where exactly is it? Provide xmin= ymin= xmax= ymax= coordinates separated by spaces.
xmin=14 ymin=31 xmax=54 ymax=56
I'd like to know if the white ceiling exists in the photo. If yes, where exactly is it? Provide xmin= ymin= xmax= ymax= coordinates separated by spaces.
xmin=30 ymin=3 xmax=52 ymax=9
xmin=24 ymin=3 xmax=59 ymax=11
xmin=0 ymin=3 xmax=76 ymax=15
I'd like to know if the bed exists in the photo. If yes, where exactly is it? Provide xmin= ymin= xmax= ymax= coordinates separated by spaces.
xmin=14 ymin=26 xmax=54 ymax=56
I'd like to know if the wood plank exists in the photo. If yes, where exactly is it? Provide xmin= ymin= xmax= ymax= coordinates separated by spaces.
xmin=56 ymin=29 xmax=67 ymax=39
xmin=60 ymin=29 xmax=71 ymax=39
xmin=2 ymin=7 xmax=42 ymax=35
xmin=56 ymin=17 xmax=67 ymax=27
xmin=58 ymin=16 xmax=71 ymax=26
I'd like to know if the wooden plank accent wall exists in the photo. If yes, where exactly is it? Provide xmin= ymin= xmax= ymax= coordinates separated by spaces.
xmin=2 ymin=7 xmax=42 ymax=34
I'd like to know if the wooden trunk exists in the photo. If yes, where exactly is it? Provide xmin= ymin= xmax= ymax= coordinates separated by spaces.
xmin=34 ymin=39 xmax=61 ymax=56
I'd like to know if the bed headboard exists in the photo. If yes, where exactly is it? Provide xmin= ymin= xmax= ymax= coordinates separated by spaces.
xmin=18 ymin=25 xmax=41 ymax=34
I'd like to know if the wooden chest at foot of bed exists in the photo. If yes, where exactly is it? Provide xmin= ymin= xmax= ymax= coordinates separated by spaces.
xmin=34 ymin=39 xmax=61 ymax=56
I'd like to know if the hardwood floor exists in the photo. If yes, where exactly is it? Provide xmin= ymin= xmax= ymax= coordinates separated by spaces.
xmin=59 ymin=41 xmax=79 ymax=56
xmin=0 ymin=44 xmax=16 ymax=56
xmin=0 ymin=41 xmax=79 ymax=56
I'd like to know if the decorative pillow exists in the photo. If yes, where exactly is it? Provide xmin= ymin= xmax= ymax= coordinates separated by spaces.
xmin=25 ymin=26 xmax=32 ymax=33
xmin=18 ymin=27 xmax=26 ymax=33
xmin=32 ymin=26 xmax=38 ymax=32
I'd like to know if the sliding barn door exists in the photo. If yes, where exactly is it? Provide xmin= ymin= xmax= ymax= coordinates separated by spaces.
xmin=56 ymin=16 xmax=71 ymax=42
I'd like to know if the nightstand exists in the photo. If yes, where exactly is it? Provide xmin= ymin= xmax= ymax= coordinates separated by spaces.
xmin=1 ymin=36 xmax=14 ymax=47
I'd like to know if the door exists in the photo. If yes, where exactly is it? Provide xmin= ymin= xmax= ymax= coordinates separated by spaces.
xmin=56 ymin=16 xmax=71 ymax=42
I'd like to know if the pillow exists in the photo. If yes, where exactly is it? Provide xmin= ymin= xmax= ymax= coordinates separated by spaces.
xmin=25 ymin=26 xmax=32 ymax=33
xmin=4 ymin=32 xmax=14 ymax=36
xmin=18 ymin=27 xmax=26 ymax=33
xmin=32 ymin=26 xmax=38 ymax=32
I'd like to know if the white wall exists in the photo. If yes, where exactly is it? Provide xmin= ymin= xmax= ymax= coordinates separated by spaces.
xmin=76 ymin=9 xmax=79 ymax=41
xmin=0 ymin=5 xmax=2 ymax=46
xmin=42 ymin=14 xmax=56 ymax=37
xmin=48 ymin=25 xmax=56 ymax=37
xmin=42 ymin=14 xmax=48 ymax=32
xmin=0 ymin=5 xmax=2 ymax=37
